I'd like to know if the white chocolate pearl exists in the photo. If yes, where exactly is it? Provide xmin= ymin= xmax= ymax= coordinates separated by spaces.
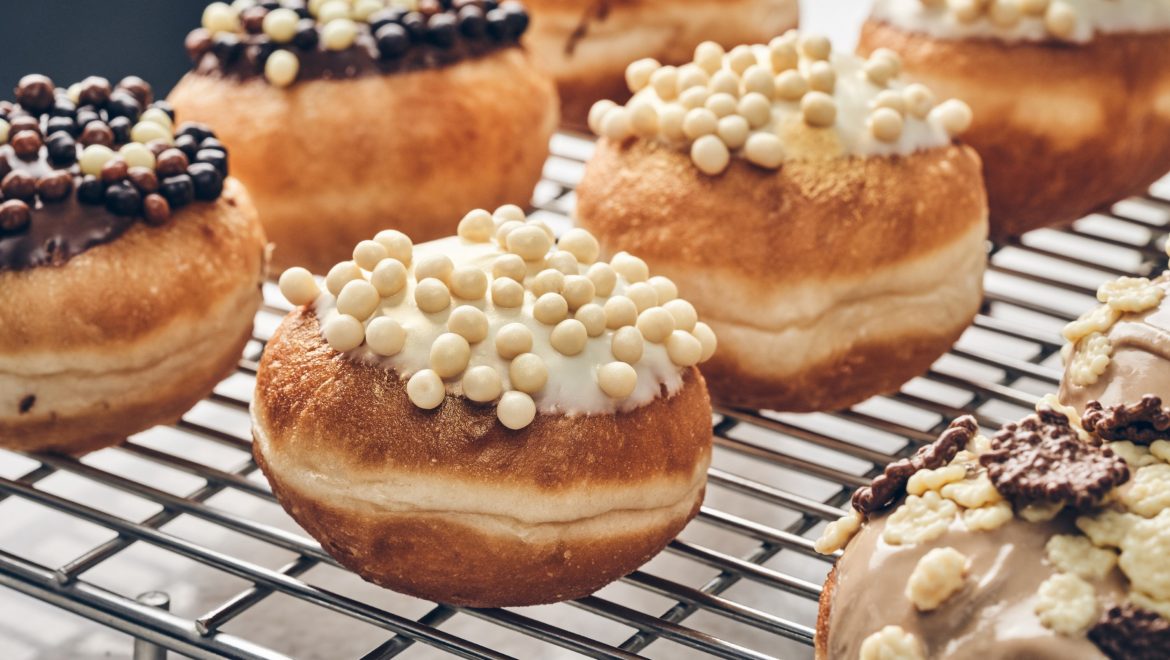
xmin=775 ymin=70 xmax=808 ymax=101
xmin=509 ymin=353 xmax=548 ymax=393
xmin=374 ymin=230 xmax=412 ymax=265
xmin=666 ymin=330 xmax=703 ymax=367
xmin=545 ymin=251 xmax=579 ymax=275
xmin=1046 ymin=1 xmax=1078 ymax=38
xmin=682 ymin=108 xmax=718 ymax=139
xmin=903 ymin=83 xmax=936 ymax=119
xmin=495 ymin=323 xmax=533 ymax=359
xmin=659 ymin=104 xmax=686 ymax=141
xmin=694 ymin=41 xmax=725 ymax=74
xmin=533 ymin=293 xmax=568 ymax=325
xmin=625 ymin=57 xmax=660 ymax=92
xmin=691 ymin=135 xmax=730 ymax=176
xmin=1021 ymin=0 xmax=1050 ymax=15
xmin=352 ymin=0 xmax=383 ymax=21
xmin=531 ymin=268 xmax=565 ymax=296
xmin=745 ymin=132 xmax=784 ymax=169
xmin=611 ymin=252 xmax=649 ymax=283
xmin=742 ymin=65 xmax=775 ymax=98
xmin=415 ymin=254 xmax=454 ymax=283
xmin=366 ymin=317 xmax=406 ymax=356
xmin=430 ymin=332 xmax=470 ymax=378
xmin=371 ymin=258 xmax=407 ymax=297
xmin=492 ymin=254 xmax=527 ymax=282
xmin=717 ymin=115 xmax=750 ymax=150
xmin=322 ymin=18 xmax=358 ymax=50
xmin=694 ymin=321 xmax=718 ymax=361
xmin=709 ymin=70 xmax=740 ymax=96
xmin=131 ymin=121 xmax=172 ymax=145
xmin=326 ymin=260 xmax=362 ymax=296
xmin=263 ymin=7 xmax=299 ymax=42
xmin=799 ymin=34 xmax=832 ymax=60
xmin=407 ymin=370 xmax=445 ymax=410
xmin=79 ymin=144 xmax=116 ymax=176
xmin=872 ymin=89 xmax=906 ymax=114
xmin=587 ymin=262 xmax=618 ymax=296
xmin=575 ymin=304 xmax=606 ymax=337
xmin=316 ymin=0 xmax=349 ymax=22
xmin=679 ymin=86 xmax=710 ymax=110
xmin=0 ymin=118 xmax=9 ymax=144
xmin=636 ymin=307 xmax=676 ymax=343
xmin=265 ymin=50 xmax=299 ymax=87
xmin=448 ymin=305 xmax=489 ymax=343
xmin=663 ymin=299 xmax=698 ymax=332
xmin=727 ymin=45 xmax=756 ymax=75
xmin=202 ymin=2 xmax=240 ymax=33
xmin=551 ymin=319 xmax=588 ymax=356
xmin=279 ymin=267 xmax=320 ymax=306
xmin=497 ymin=391 xmax=536 ymax=430
xmin=588 ymin=100 xmax=617 ymax=135
xmin=506 ymin=225 xmax=553 ymax=261
xmin=450 ymin=267 xmax=488 ymax=300
xmin=336 ymin=279 xmax=380 ymax=320
xmin=806 ymin=61 xmax=836 ymax=93
xmin=119 ymin=142 xmax=155 ymax=169
xmin=676 ymin=64 xmax=710 ymax=93
xmin=600 ymin=107 xmax=633 ymax=141
xmin=870 ymin=108 xmax=904 ymax=143
xmin=931 ymin=99 xmax=973 ymax=136
xmin=415 ymin=278 xmax=452 ymax=314
xmin=140 ymin=108 xmax=173 ymax=129
xmin=494 ymin=204 xmax=526 ymax=224
xmin=802 ymin=92 xmax=837 ymax=127
xmin=604 ymin=296 xmax=638 ymax=329
xmin=491 ymin=278 xmax=524 ymax=308
xmin=647 ymin=276 xmax=678 ymax=303
xmin=462 ymin=366 xmax=502 ymax=403
xmin=864 ymin=59 xmax=897 ymax=87
xmin=353 ymin=239 xmax=388 ymax=271
xmin=990 ymin=0 xmax=1022 ymax=26
xmin=705 ymin=93 xmax=738 ymax=118
xmin=738 ymin=93 xmax=772 ymax=129
xmin=558 ymin=228 xmax=600 ymax=265
xmin=769 ymin=39 xmax=798 ymax=71
xmin=611 ymin=326 xmax=644 ymax=364
xmin=598 ymin=362 xmax=638 ymax=399
xmin=650 ymin=66 xmax=679 ymax=100
xmin=323 ymin=314 xmax=364 ymax=352
xmin=952 ymin=0 xmax=979 ymax=19
xmin=458 ymin=209 xmax=494 ymax=242
xmin=628 ymin=99 xmax=658 ymax=137
xmin=562 ymin=275 xmax=596 ymax=310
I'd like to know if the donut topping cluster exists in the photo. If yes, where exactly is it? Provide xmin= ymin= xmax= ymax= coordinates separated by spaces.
xmin=188 ymin=0 xmax=530 ymax=87
xmin=1063 ymin=274 xmax=1168 ymax=387
xmin=278 ymin=207 xmax=717 ymax=430
xmin=1091 ymin=602 xmax=1170 ymax=660
xmin=586 ymin=30 xmax=972 ymax=175
xmin=0 ymin=74 xmax=230 ymax=271
xmin=1084 ymin=396 xmax=1170 ymax=445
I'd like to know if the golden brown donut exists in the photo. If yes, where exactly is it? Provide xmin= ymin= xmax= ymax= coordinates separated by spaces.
xmin=522 ymin=0 xmax=799 ymax=128
xmin=576 ymin=35 xmax=988 ymax=411
xmin=859 ymin=2 xmax=1170 ymax=239
xmin=253 ymin=220 xmax=715 ymax=606
xmin=169 ymin=1 xmax=558 ymax=274
xmin=0 ymin=74 xmax=266 ymax=455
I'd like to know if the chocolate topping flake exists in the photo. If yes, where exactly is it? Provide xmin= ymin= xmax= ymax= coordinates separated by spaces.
xmin=852 ymin=416 xmax=978 ymax=514
xmin=1083 ymin=396 xmax=1170 ymax=446
xmin=980 ymin=407 xmax=1129 ymax=510
xmin=1089 ymin=603 xmax=1170 ymax=660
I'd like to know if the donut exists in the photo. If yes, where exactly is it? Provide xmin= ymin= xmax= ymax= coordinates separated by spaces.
xmin=0 ymin=74 xmax=266 ymax=455
xmin=252 ymin=211 xmax=715 ymax=606
xmin=575 ymin=33 xmax=988 ymax=412
xmin=169 ymin=0 xmax=558 ymax=274
xmin=814 ymin=401 xmax=1170 ymax=659
xmin=859 ymin=0 xmax=1170 ymax=239
xmin=522 ymin=0 xmax=799 ymax=128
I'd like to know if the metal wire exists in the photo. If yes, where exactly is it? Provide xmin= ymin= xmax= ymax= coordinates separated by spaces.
xmin=0 ymin=133 xmax=1167 ymax=659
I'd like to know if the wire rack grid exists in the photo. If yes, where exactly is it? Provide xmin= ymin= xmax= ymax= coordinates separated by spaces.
xmin=0 ymin=132 xmax=1168 ymax=660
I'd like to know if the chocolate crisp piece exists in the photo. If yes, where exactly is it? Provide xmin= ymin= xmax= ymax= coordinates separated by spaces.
xmin=980 ymin=407 xmax=1130 ymax=509
xmin=852 ymin=416 xmax=978 ymax=514
xmin=1089 ymin=603 xmax=1170 ymax=660
xmin=1083 ymin=395 xmax=1170 ymax=445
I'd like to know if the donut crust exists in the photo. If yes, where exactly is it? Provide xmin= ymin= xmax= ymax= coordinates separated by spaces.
xmin=169 ymin=48 xmax=558 ymax=274
xmin=576 ymin=139 xmax=988 ymax=411
xmin=252 ymin=307 xmax=713 ymax=607
xmin=859 ymin=21 xmax=1170 ymax=238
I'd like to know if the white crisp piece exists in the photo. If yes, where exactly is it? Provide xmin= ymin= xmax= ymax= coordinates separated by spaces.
xmin=906 ymin=464 xmax=967 ymax=496
xmin=1098 ymin=276 xmax=1166 ymax=313
xmin=905 ymin=547 xmax=969 ymax=611
xmin=1119 ymin=509 xmax=1170 ymax=600
xmin=1045 ymin=534 xmax=1118 ymax=580
xmin=1151 ymin=440 xmax=1170 ymax=463
xmin=1035 ymin=573 xmax=1100 ymax=635
xmin=1019 ymin=500 xmax=1065 ymax=523
xmin=859 ymin=625 xmax=926 ymax=660
xmin=1062 ymin=304 xmax=1121 ymax=345
xmin=1077 ymin=509 xmax=1141 ymax=548
xmin=1121 ymin=464 xmax=1170 ymax=518
xmin=940 ymin=473 xmax=1004 ymax=509
xmin=814 ymin=509 xmax=862 ymax=555
xmin=962 ymin=501 xmax=1014 ymax=532
xmin=1067 ymin=332 xmax=1111 ymax=387
xmin=883 ymin=491 xmax=958 ymax=546
xmin=1110 ymin=441 xmax=1162 ymax=468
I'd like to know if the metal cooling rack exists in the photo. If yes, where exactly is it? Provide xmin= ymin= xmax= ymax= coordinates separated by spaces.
xmin=1 ymin=132 xmax=1168 ymax=660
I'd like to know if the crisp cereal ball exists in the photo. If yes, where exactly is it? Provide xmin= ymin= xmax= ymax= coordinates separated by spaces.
xmin=870 ymin=107 xmax=905 ymax=143
xmin=600 ymin=106 xmax=633 ymax=141
xmin=506 ymin=225 xmax=553 ymax=261
xmin=370 ymin=258 xmax=407 ymax=297
xmin=119 ymin=142 xmax=156 ymax=170
xmin=727 ymin=45 xmax=756 ymax=74
xmin=693 ymin=321 xmax=718 ymax=361
xmin=263 ymin=7 xmax=299 ymax=42
xmin=709 ymin=69 xmax=740 ymax=96
xmin=666 ymin=330 xmax=703 ymax=366
xmin=1022 ymin=0 xmax=1050 ymax=14
xmin=131 ymin=121 xmax=173 ymax=145
xmin=492 ymin=253 xmax=527 ymax=282
xmin=586 ymin=262 xmax=618 ymax=296
xmin=663 ymin=299 xmax=698 ymax=331
xmin=990 ymin=0 xmax=1022 ymax=26
xmin=799 ymin=33 xmax=832 ymax=60
xmin=493 ymin=204 xmax=526 ymax=225
xmin=872 ymin=89 xmax=906 ymax=114
xmin=575 ymin=304 xmax=607 ymax=337
xmin=587 ymin=100 xmax=618 ymax=135
xmin=365 ymin=317 xmax=406 ymax=357
xmin=322 ymin=18 xmax=358 ymax=50
xmin=353 ymin=239 xmax=389 ymax=271
xmin=551 ymin=319 xmax=589 ymax=356
xmin=806 ymin=61 xmax=836 ymax=93
xmin=683 ymin=107 xmax=718 ymax=139
xmin=1046 ymin=1 xmax=1078 ymax=38
xmin=458 ymin=209 xmax=494 ymax=242
xmin=865 ymin=56 xmax=898 ymax=87
xmin=741 ymin=65 xmax=775 ymax=98
xmin=462 ymin=366 xmax=503 ymax=403
xmin=528 ymin=219 xmax=556 ymax=243
xmin=694 ymin=41 xmax=725 ymax=74
xmin=495 ymin=322 xmax=533 ymax=359
xmin=611 ymin=326 xmax=645 ymax=364
xmin=450 ymin=266 xmax=489 ymax=300
xmin=265 ymin=50 xmax=300 ymax=87
xmin=612 ymin=253 xmax=650 ymax=283
xmin=624 ymin=282 xmax=659 ymax=312
xmin=415 ymin=278 xmax=452 ymax=314
xmin=745 ymin=132 xmax=784 ymax=169
xmin=775 ymin=70 xmax=808 ymax=101
xmin=676 ymin=63 xmax=710 ymax=94
xmin=546 ymin=250 xmax=580 ymax=276
xmin=79 ymin=144 xmax=116 ymax=176
xmin=374 ymin=230 xmax=412 ymax=265
xmin=659 ymin=103 xmax=687 ymax=141
xmin=202 ymin=2 xmax=240 ymax=33
xmin=558 ymin=228 xmax=600 ymax=265
xmin=717 ymin=115 xmax=750 ymax=150
xmin=509 ymin=353 xmax=549 ymax=393
xmin=491 ymin=278 xmax=525 ymax=308
xmin=737 ymin=92 xmax=772 ymax=129
xmin=931 ymin=99 xmax=973 ymax=136
xmin=650 ymin=65 xmax=679 ymax=100
xmin=801 ymin=91 xmax=837 ymax=127
xmin=407 ymin=369 xmax=445 ymax=410
xmin=531 ymin=268 xmax=566 ymax=296
xmin=692 ymin=134 xmax=731 ymax=175
xmin=430 ymin=332 xmax=471 ymax=378
xmin=628 ymin=99 xmax=659 ymax=137
xmin=325 ymin=260 xmax=362 ymax=296
xmin=902 ymin=83 xmax=935 ymax=119
xmin=336 ymin=279 xmax=380 ymax=320
xmin=679 ymin=86 xmax=710 ymax=111
xmin=279 ymin=267 xmax=319 ymax=306
xmin=769 ymin=38 xmax=799 ymax=71
xmin=705 ymin=92 xmax=738 ymax=118
xmin=415 ymin=254 xmax=454 ymax=283
xmin=562 ymin=275 xmax=597 ymax=310
xmin=869 ymin=48 xmax=902 ymax=76
xmin=323 ymin=314 xmax=365 ymax=352
xmin=533 ymin=293 xmax=569 ymax=325
xmin=598 ymin=362 xmax=638 ymax=398
xmin=604 ymin=296 xmax=638 ymax=329
xmin=448 ymin=305 xmax=489 ymax=343
xmin=637 ymin=307 xmax=676 ymax=343
xmin=625 ymin=57 xmax=660 ymax=92
xmin=497 ymin=391 xmax=536 ymax=430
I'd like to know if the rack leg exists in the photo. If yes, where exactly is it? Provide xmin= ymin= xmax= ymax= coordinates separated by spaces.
xmin=132 ymin=591 xmax=171 ymax=660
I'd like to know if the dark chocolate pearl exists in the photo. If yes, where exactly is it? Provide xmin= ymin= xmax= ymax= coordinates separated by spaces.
xmin=248 ymin=41 xmax=278 ymax=67
xmin=108 ymin=116 xmax=132 ymax=145
xmin=287 ymin=0 xmax=311 ymax=19
xmin=199 ymin=137 xmax=225 ymax=152
xmin=259 ymin=0 xmax=281 ymax=10
xmin=2 ymin=171 xmax=37 ymax=202
xmin=46 ymin=116 xmax=76 ymax=136
xmin=293 ymin=19 xmax=319 ymax=50
xmin=156 ymin=149 xmax=190 ymax=177
xmin=15 ymin=74 xmax=54 ymax=113
xmin=75 ymin=108 xmax=101 ymax=129
xmin=160 ymin=174 xmax=195 ymax=208
xmin=213 ymin=34 xmax=245 ymax=65
xmin=485 ymin=8 xmax=510 ymax=40
xmin=107 ymin=91 xmax=142 ymax=120
xmin=369 ymin=8 xmax=407 ymax=32
xmin=143 ymin=193 xmax=171 ymax=226
xmin=46 ymin=133 xmax=77 ymax=165
xmin=418 ymin=0 xmax=442 ymax=15
xmin=146 ymin=139 xmax=172 ymax=157
xmin=0 ymin=200 xmax=30 ymax=232
xmin=78 ymin=76 xmax=112 ymax=107
xmin=177 ymin=122 xmax=214 ymax=143
xmin=77 ymin=175 xmax=105 ymax=205
xmin=188 ymin=163 xmax=224 ymax=201
xmin=51 ymin=97 xmax=76 ymax=118
xmin=426 ymin=13 xmax=458 ymax=48
xmin=186 ymin=28 xmax=215 ymax=61
xmin=9 ymin=115 xmax=39 ymax=136
xmin=116 ymin=76 xmax=153 ymax=107
xmin=195 ymin=148 xmax=229 ymax=176
xmin=150 ymin=100 xmax=176 ymax=121
xmin=458 ymin=5 xmax=486 ymax=37
xmin=500 ymin=2 xmax=528 ymax=37
xmin=483 ymin=1 xmax=499 ymax=11
xmin=241 ymin=6 xmax=268 ymax=34
xmin=80 ymin=122 xmax=114 ymax=148
xmin=100 ymin=157 xmax=129 ymax=184
xmin=402 ymin=12 xmax=427 ymax=41
xmin=36 ymin=171 xmax=73 ymax=202
xmin=104 ymin=181 xmax=142 ymax=216
xmin=10 ymin=130 xmax=43 ymax=161
xmin=127 ymin=166 xmax=159 ymax=194
xmin=376 ymin=24 xmax=410 ymax=59
xmin=174 ymin=134 xmax=200 ymax=160
xmin=0 ymin=159 xmax=10 ymax=181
